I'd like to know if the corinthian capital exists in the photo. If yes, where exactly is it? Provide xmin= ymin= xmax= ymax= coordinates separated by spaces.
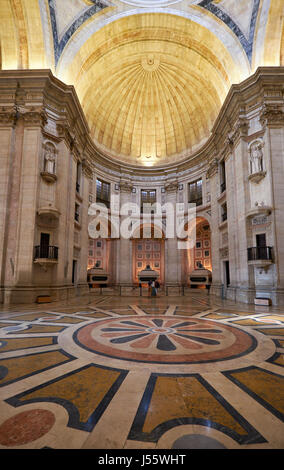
xmin=164 ymin=180 xmax=178 ymax=193
xmin=119 ymin=180 xmax=133 ymax=193
xmin=260 ymin=104 xmax=284 ymax=128
xmin=0 ymin=106 xmax=17 ymax=126
xmin=19 ymin=106 xmax=48 ymax=127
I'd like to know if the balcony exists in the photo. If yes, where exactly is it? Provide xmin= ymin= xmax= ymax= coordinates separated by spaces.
xmin=34 ymin=245 xmax=58 ymax=268
xmin=248 ymin=246 xmax=273 ymax=268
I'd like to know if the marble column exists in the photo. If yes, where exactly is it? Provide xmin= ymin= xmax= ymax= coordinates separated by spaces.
xmin=164 ymin=181 xmax=181 ymax=294
xmin=117 ymin=180 xmax=133 ymax=291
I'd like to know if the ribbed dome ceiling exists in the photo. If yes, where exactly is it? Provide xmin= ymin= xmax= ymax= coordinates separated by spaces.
xmin=65 ymin=14 xmax=246 ymax=166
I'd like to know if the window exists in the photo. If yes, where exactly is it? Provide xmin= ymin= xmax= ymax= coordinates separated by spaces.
xmin=141 ymin=189 xmax=156 ymax=213
xmin=76 ymin=162 xmax=82 ymax=193
xmin=220 ymin=160 xmax=226 ymax=193
xmin=188 ymin=179 xmax=202 ymax=206
xmin=96 ymin=178 xmax=110 ymax=208
xmin=221 ymin=202 xmax=227 ymax=222
xmin=256 ymin=233 xmax=266 ymax=247
xmin=75 ymin=203 xmax=80 ymax=222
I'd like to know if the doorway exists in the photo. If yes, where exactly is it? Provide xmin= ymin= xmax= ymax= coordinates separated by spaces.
xmin=40 ymin=233 xmax=50 ymax=258
xmin=72 ymin=260 xmax=77 ymax=285
xmin=224 ymin=260 xmax=230 ymax=287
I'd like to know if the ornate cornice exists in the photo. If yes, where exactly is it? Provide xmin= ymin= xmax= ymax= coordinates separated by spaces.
xmin=0 ymin=67 xmax=283 ymax=181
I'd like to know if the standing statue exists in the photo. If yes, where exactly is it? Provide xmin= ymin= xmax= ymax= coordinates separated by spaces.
xmin=249 ymin=141 xmax=263 ymax=174
xmin=44 ymin=143 xmax=56 ymax=174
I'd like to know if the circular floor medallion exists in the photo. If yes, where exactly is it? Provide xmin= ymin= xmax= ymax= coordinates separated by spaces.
xmin=74 ymin=316 xmax=256 ymax=364
xmin=0 ymin=409 xmax=55 ymax=447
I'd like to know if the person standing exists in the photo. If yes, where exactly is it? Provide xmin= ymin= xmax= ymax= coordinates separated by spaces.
xmin=155 ymin=279 xmax=160 ymax=296
xmin=148 ymin=280 xmax=152 ymax=297
xmin=151 ymin=280 xmax=156 ymax=296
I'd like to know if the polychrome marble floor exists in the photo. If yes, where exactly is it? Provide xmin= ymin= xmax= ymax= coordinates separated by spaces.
xmin=0 ymin=292 xmax=283 ymax=450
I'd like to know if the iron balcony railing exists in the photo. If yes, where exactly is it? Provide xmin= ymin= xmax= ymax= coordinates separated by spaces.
xmin=34 ymin=245 xmax=58 ymax=260
xmin=247 ymin=246 xmax=272 ymax=262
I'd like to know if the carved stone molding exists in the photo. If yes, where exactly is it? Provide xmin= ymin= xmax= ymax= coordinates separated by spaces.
xmin=248 ymin=171 xmax=267 ymax=183
xmin=227 ymin=117 xmax=249 ymax=148
xmin=119 ymin=180 xmax=133 ymax=193
xmin=0 ymin=106 xmax=17 ymax=126
xmin=40 ymin=171 xmax=57 ymax=183
xmin=220 ymin=247 xmax=229 ymax=259
xmin=82 ymin=158 xmax=93 ymax=179
xmin=19 ymin=106 xmax=48 ymax=128
xmin=164 ymin=180 xmax=179 ymax=193
xmin=206 ymin=158 xmax=218 ymax=178
xmin=260 ymin=104 xmax=284 ymax=128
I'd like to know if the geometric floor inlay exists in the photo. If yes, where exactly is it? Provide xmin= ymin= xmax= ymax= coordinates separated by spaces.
xmin=74 ymin=316 xmax=257 ymax=365
xmin=0 ymin=295 xmax=284 ymax=449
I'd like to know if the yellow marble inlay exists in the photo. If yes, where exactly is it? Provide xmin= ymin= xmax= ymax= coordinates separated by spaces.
xmin=143 ymin=376 xmax=247 ymax=436
xmin=232 ymin=319 xmax=273 ymax=326
xmin=204 ymin=313 xmax=235 ymax=320
xmin=229 ymin=368 xmax=284 ymax=416
xmin=14 ymin=325 xmax=66 ymax=334
xmin=17 ymin=365 xmax=121 ymax=423
xmin=270 ymin=354 xmax=284 ymax=367
xmin=257 ymin=328 xmax=284 ymax=336
xmin=0 ymin=337 xmax=54 ymax=352
xmin=0 ymin=351 xmax=71 ymax=385
xmin=6 ymin=313 xmax=52 ymax=321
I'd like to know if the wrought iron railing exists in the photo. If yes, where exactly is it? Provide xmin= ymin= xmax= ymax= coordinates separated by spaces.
xmin=34 ymin=245 xmax=58 ymax=260
xmin=247 ymin=246 xmax=272 ymax=261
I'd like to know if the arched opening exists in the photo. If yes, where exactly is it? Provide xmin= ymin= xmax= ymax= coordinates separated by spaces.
xmin=132 ymin=223 xmax=165 ymax=286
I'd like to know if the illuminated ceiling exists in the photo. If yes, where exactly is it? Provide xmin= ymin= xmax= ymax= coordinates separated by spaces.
xmin=0 ymin=0 xmax=283 ymax=166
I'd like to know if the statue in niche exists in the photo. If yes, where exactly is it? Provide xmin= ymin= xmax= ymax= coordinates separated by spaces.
xmin=44 ymin=142 xmax=56 ymax=174
xmin=249 ymin=140 xmax=264 ymax=174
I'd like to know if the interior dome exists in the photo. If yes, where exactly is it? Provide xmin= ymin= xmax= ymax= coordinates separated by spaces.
xmin=65 ymin=13 xmax=245 ymax=166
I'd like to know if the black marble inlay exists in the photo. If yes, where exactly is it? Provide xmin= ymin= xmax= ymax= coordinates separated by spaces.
xmin=157 ymin=335 xmax=176 ymax=351
xmin=175 ymin=333 xmax=220 ymax=345
xmin=198 ymin=0 xmax=260 ymax=63
xmin=48 ymin=0 xmax=107 ymax=65
xmin=110 ymin=333 xmax=149 ymax=344
xmin=0 ymin=365 xmax=8 ymax=380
